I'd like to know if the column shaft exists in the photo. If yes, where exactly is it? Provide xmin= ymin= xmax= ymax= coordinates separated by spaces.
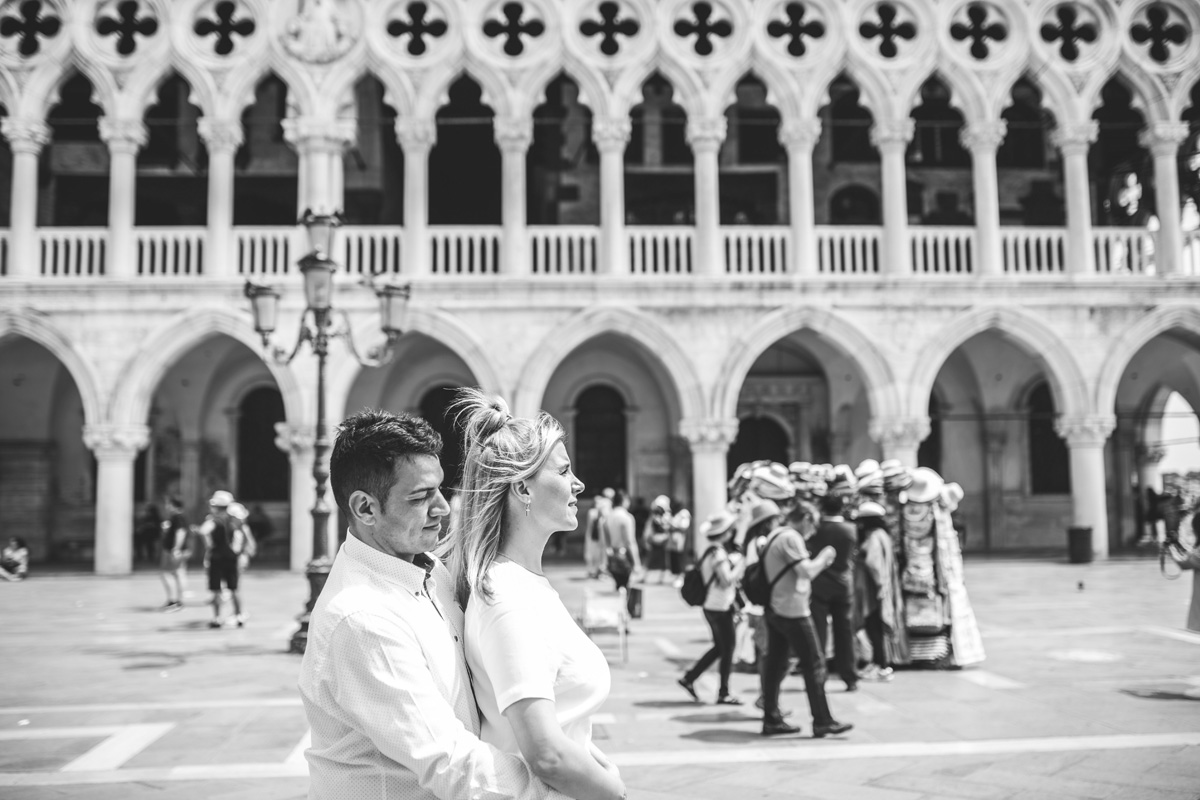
xmin=10 ymin=149 xmax=42 ymax=277
xmin=1067 ymin=443 xmax=1109 ymax=558
xmin=207 ymin=149 xmax=236 ymax=276
xmin=594 ymin=118 xmax=631 ymax=276
xmin=94 ymin=455 xmax=138 ymax=574
xmin=1140 ymin=123 xmax=1190 ymax=276
xmin=962 ymin=121 xmax=1006 ymax=277
xmin=1 ymin=118 xmax=50 ymax=277
xmin=1054 ymin=124 xmax=1097 ymax=275
xmin=693 ymin=143 xmax=721 ymax=275
xmin=496 ymin=117 xmax=532 ymax=275
xmin=787 ymin=144 xmax=817 ymax=276
xmin=398 ymin=119 xmax=434 ymax=276
xmin=872 ymin=120 xmax=914 ymax=276
xmin=681 ymin=418 xmax=739 ymax=557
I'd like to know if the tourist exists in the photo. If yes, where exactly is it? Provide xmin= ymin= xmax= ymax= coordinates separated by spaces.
xmin=299 ymin=409 xmax=570 ymax=800
xmin=852 ymin=501 xmax=902 ymax=680
xmin=0 ymin=537 xmax=29 ymax=581
xmin=605 ymin=489 xmax=641 ymax=591
xmin=753 ymin=499 xmax=852 ymax=738
xmin=808 ymin=490 xmax=861 ymax=691
xmin=158 ymin=496 xmax=190 ymax=611
xmin=201 ymin=490 xmax=245 ymax=629
xmin=448 ymin=391 xmax=625 ymax=800
xmin=583 ymin=488 xmax=614 ymax=579
xmin=678 ymin=510 xmax=745 ymax=705
xmin=642 ymin=495 xmax=673 ymax=584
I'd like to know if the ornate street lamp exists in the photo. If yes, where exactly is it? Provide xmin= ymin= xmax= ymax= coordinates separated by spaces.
xmin=244 ymin=208 xmax=411 ymax=654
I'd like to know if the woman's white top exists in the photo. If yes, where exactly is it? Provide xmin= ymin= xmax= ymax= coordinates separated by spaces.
xmin=701 ymin=547 xmax=738 ymax=611
xmin=465 ymin=560 xmax=612 ymax=756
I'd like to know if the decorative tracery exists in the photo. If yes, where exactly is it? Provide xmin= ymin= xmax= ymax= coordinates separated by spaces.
xmin=0 ymin=0 xmax=60 ymax=57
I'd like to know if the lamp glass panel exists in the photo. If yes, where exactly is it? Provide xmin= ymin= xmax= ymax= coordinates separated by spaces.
xmin=379 ymin=289 xmax=410 ymax=334
xmin=250 ymin=290 xmax=279 ymax=334
xmin=302 ymin=260 xmax=335 ymax=310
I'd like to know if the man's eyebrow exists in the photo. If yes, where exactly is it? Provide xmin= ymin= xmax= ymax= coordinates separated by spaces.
xmin=407 ymin=483 xmax=440 ymax=495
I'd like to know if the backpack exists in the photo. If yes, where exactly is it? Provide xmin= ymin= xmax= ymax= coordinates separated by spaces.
xmin=679 ymin=546 xmax=720 ymax=607
xmin=741 ymin=529 xmax=803 ymax=608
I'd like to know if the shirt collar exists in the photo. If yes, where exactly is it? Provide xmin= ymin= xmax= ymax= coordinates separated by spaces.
xmin=342 ymin=533 xmax=436 ymax=596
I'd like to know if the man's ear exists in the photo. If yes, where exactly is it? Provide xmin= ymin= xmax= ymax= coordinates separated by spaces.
xmin=348 ymin=490 xmax=378 ymax=526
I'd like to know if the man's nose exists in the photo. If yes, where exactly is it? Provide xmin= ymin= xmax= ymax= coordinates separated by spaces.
xmin=431 ymin=491 xmax=451 ymax=517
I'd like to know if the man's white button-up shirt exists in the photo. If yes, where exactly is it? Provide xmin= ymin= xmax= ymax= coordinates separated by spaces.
xmin=299 ymin=535 xmax=562 ymax=800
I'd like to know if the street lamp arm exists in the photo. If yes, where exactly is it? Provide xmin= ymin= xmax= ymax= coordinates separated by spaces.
xmin=335 ymin=310 xmax=399 ymax=368
xmin=264 ymin=312 xmax=314 ymax=366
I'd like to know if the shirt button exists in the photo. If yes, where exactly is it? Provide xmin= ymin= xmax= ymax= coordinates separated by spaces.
xmin=454 ymin=635 xmax=459 ymax=642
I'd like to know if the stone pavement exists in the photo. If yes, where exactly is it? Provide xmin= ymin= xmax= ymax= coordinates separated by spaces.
xmin=0 ymin=554 xmax=1198 ymax=799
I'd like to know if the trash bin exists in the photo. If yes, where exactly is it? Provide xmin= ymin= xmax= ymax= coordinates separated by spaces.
xmin=1067 ymin=526 xmax=1093 ymax=564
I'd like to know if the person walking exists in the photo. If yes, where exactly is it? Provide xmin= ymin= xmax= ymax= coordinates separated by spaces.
xmin=201 ymin=490 xmax=245 ymax=628
xmin=605 ymin=490 xmax=641 ymax=591
xmin=753 ymin=499 xmax=852 ymax=738
xmin=678 ymin=511 xmax=745 ymax=705
xmin=0 ymin=537 xmax=29 ymax=581
xmin=583 ymin=489 xmax=614 ymax=579
xmin=807 ymin=493 xmax=860 ymax=691
xmin=158 ymin=496 xmax=191 ymax=611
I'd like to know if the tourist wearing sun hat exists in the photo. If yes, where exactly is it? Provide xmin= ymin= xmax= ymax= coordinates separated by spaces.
xmin=678 ymin=510 xmax=746 ymax=706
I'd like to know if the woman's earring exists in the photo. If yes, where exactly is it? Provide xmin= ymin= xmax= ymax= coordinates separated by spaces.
xmin=524 ymin=501 xmax=530 ymax=518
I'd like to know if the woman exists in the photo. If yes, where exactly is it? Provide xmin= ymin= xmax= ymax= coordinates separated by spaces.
xmin=642 ymin=495 xmax=673 ymax=584
xmin=678 ymin=510 xmax=745 ymax=705
xmin=853 ymin=501 xmax=902 ymax=680
xmin=446 ymin=391 xmax=626 ymax=800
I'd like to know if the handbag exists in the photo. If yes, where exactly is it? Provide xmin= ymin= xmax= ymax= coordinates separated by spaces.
xmin=625 ymin=584 xmax=643 ymax=619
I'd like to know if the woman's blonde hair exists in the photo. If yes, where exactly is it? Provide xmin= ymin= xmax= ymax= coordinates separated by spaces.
xmin=439 ymin=388 xmax=565 ymax=607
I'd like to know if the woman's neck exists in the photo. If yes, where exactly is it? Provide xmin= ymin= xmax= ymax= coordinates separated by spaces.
xmin=499 ymin=517 xmax=550 ymax=576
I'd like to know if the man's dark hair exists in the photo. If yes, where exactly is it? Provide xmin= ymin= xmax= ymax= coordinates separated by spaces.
xmin=330 ymin=410 xmax=443 ymax=518
xmin=819 ymin=494 xmax=847 ymax=517
xmin=613 ymin=489 xmax=630 ymax=507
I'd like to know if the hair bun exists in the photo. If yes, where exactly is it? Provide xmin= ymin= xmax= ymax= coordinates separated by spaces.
xmin=454 ymin=388 xmax=512 ymax=444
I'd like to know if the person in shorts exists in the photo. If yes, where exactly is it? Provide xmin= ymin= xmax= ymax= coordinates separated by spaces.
xmin=158 ymin=496 xmax=191 ymax=611
xmin=201 ymin=490 xmax=245 ymax=628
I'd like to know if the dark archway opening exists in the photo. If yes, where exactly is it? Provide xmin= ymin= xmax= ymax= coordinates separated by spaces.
xmin=574 ymin=385 xmax=627 ymax=492
xmin=431 ymin=76 xmax=499 ymax=224
xmin=918 ymin=393 xmax=943 ymax=474
xmin=237 ymin=387 xmax=288 ymax=501
xmin=1028 ymin=381 xmax=1070 ymax=495
xmin=419 ymin=385 xmax=466 ymax=493
xmin=727 ymin=416 xmax=790 ymax=477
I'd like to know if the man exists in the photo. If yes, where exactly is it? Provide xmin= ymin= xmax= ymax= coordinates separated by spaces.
xmin=299 ymin=410 xmax=570 ymax=800
xmin=753 ymin=499 xmax=852 ymax=739
xmin=200 ymin=490 xmax=245 ymax=628
xmin=605 ymin=490 xmax=641 ymax=590
xmin=807 ymin=493 xmax=860 ymax=691
xmin=158 ymin=496 xmax=190 ymax=612
xmin=583 ymin=488 xmax=614 ymax=579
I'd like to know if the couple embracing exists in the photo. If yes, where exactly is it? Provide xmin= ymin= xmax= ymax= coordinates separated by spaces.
xmin=298 ymin=390 xmax=625 ymax=800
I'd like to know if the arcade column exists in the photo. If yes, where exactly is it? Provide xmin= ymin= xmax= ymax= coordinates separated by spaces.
xmin=83 ymin=424 xmax=151 ymax=575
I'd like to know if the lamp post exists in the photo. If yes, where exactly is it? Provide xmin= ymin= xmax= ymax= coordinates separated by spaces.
xmin=244 ymin=209 xmax=411 ymax=654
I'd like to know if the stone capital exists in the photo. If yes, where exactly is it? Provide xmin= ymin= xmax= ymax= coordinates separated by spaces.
xmin=494 ymin=116 xmax=533 ymax=152
xmin=1050 ymin=122 xmax=1098 ymax=156
xmin=686 ymin=117 xmax=727 ymax=151
xmin=1055 ymin=415 xmax=1116 ymax=448
xmin=282 ymin=116 xmax=357 ymax=152
xmin=1138 ymin=121 xmax=1190 ymax=158
xmin=98 ymin=117 xmax=149 ymax=153
xmin=395 ymin=117 xmax=437 ymax=152
xmin=83 ymin=424 xmax=151 ymax=459
xmin=779 ymin=118 xmax=822 ymax=151
xmin=1 ymin=118 xmax=51 ymax=154
xmin=679 ymin=418 xmax=740 ymax=452
xmin=197 ymin=117 xmax=244 ymax=153
xmin=275 ymin=422 xmax=316 ymax=457
xmin=960 ymin=120 xmax=1007 ymax=154
xmin=868 ymin=416 xmax=931 ymax=449
xmin=870 ymin=119 xmax=914 ymax=149
xmin=592 ymin=117 xmax=632 ymax=152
